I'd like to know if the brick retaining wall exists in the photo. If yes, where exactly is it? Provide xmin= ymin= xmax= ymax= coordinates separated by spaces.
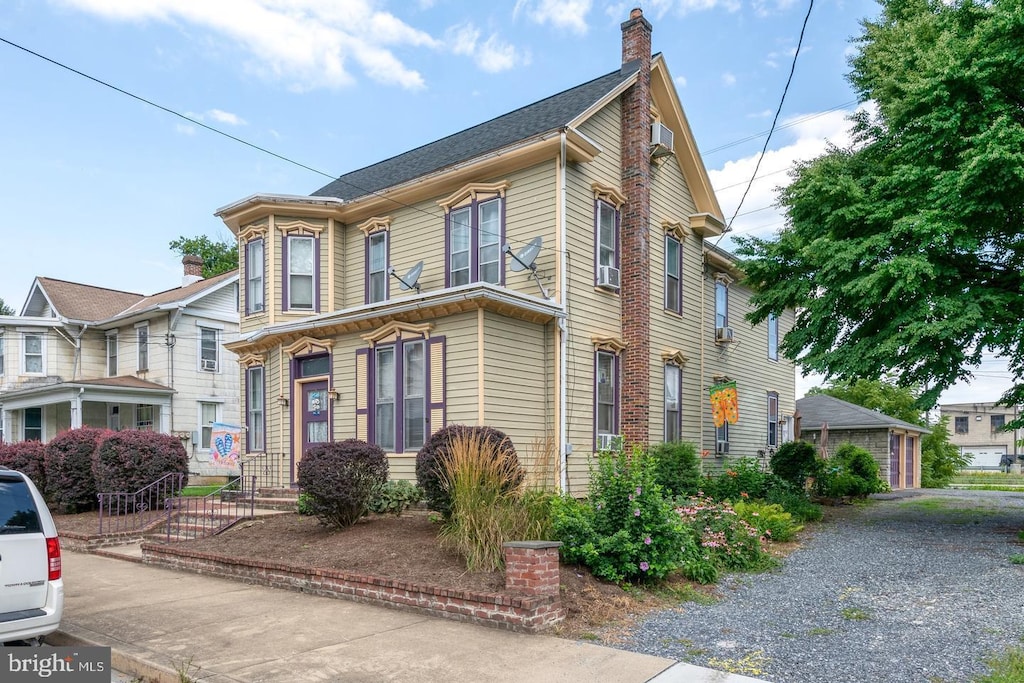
xmin=141 ymin=543 xmax=565 ymax=633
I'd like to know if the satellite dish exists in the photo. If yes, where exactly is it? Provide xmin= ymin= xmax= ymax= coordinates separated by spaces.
xmin=388 ymin=261 xmax=423 ymax=293
xmin=507 ymin=236 xmax=542 ymax=272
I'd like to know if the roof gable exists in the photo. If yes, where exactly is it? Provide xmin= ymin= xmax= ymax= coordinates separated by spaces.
xmin=28 ymin=278 xmax=144 ymax=322
xmin=120 ymin=270 xmax=238 ymax=317
xmin=796 ymin=394 xmax=929 ymax=434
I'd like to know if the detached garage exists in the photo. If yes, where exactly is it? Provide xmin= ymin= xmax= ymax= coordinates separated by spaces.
xmin=795 ymin=395 xmax=930 ymax=490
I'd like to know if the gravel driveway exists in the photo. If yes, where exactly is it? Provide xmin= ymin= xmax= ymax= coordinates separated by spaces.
xmin=620 ymin=489 xmax=1024 ymax=683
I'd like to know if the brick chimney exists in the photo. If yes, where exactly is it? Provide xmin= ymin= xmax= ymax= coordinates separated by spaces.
xmin=620 ymin=8 xmax=653 ymax=447
xmin=182 ymin=254 xmax=204 ymax=286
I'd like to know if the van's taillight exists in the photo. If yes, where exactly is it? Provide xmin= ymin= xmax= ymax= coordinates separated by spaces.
xmin=46 ymin=537 xmax=61 ymax=580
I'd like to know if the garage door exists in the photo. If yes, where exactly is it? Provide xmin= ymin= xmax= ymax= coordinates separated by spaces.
xmin=961 ymin=446 xmax=1006 ymax=469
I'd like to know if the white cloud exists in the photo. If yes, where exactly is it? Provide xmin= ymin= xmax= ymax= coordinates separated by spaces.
xmin=57 ymin=0 xmax=439 ymax=90
xmin=747 ymin=109 xmax=773 ymax=119
xmin=513 ymin=0 xmax=592 ymax=34
xmin=721 ymin=72 xmax=737 ymax=87
xmin=175 ymin=123 xmax=196 ymax=135
xmin=444 ymin=22 xmax=528 ymax=73
xmin=674 ymin=75 xmax=687 ymax=88
xmin=646 ymin=0 xmax=742 ymax=17
xmin=207 ymin=109 xmax=246 ymax=126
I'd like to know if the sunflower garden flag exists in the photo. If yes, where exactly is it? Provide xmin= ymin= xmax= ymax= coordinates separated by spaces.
xmin=709 ymin=381 xmax=739 ymax=427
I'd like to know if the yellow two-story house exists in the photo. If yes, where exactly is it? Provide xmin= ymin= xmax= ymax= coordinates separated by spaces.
xmin=217 ymin=9 xmax=796 ymax=492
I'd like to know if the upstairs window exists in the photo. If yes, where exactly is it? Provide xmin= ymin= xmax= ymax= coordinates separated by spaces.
xmin=137 ymin=323 xmax=149 ymax=372
xmin=767 ymin=313 xmax=779 ymax=360
xmin=199 ymin=327 xmax=219 ymax=372
xmin=246 ymin=238 xmax=265 ymax=314
xmin=954 ymin=416 xmax=968 ymax=434
xmin=23 ymin=332 xmax=43 ymax=374
xmin=665 ymin=235 xmax=682 ymax=313
xmin=106 ymin=332 xmax=118 ymax=377
xmin=286 ymin=235 xmax=316 ymax=311
xmin=596 ymin=200 xmax=619 ymax=281
xmin=367 ymin=231 xmax=389 ymax=304
xmin=991 ymin=414 xmax=1006 ymax=432
xmin=0 ymin=333 xmax=5 ymax=376
xmin=447 ymin=198 xmax=503 ymax=287
xmin=715 ymin=279 xmax=729 ymax=329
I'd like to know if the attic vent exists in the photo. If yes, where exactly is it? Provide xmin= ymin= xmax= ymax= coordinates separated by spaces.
xmin=651 ymin=122 xmax=674 ymax=157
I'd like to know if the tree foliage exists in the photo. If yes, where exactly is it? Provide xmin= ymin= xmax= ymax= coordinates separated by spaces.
xmin=737 ymin=0 xmax=1024 ymax=416
xmin=0 ymin=297 xmax=14 ymax=316
xmin=920 ymin=417 xmax=972 ymax=488
xmin=169 ymin=234 xmax=238 ymax=278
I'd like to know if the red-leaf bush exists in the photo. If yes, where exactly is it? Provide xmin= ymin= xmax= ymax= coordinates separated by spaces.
xmin=0 ymin=440 xmax=47 ymax=493
xmin=93 ymin=431 xmax=188 ymax=505
xmin=415 ymin=424 xmax=520 ymax=519
xmin=297 ymin=439 xmax=388 ymax=529
xmin=44 ymin=428 xmax=111 ymax=513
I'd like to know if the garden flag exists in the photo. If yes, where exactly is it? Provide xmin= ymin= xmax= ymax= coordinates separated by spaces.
xmin=210 ymin=422 xmax=242 ymax=468
xmin=709 ymin=381 xmax=739 ymax=428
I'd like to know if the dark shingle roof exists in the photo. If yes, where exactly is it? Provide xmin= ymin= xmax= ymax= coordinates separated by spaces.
xmin=796 ymin=394 xmax=929 ymax=434
xmin=311 ymin=63 xmax=641 ymax=201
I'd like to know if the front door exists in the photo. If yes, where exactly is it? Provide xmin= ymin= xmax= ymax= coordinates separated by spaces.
xmin=889 ymin=433 xmax=901 ymax=489
xmin=302 ymin=381 xmax=330 ymax=457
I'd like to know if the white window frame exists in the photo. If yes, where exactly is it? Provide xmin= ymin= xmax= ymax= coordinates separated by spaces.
xmin=402 ymin=340 xmax=426 ymax=452
xmin=22 ymin=331 xmax=45 ymax=375
xmin=106 ymin=331 xmax=118 ymax=377
xmin=595 ymin=350 xmax=618 ymax=438
xmin=665 ymin=235 xmax=682 ymax=314
xmin=286 ymin=235 xmax=315 ymax=311
xmin=0 ymin=333 xmax=5 ymax=376
xmin=246 ymin=238 xmax=265 ymax=313
xmin=199 ymin=401 xmax=222 ymax=450
xmin=136 ymin=322 xmax=149 ymax=372
xmin=374 ymin=346 xmax=396 ymax=451
xmin=665 ymin=364 xmax=681 ymax=442
xmin=767 ymin=313 xmax=779 ymax=361
xmin=368 ymin=231 xmax=388 ymax=304
xmin=199 ymin=326 xmax=219 ymax=373
xmin=767 ymin=392 xmax=779 ymax=448
xmin=715 ymin=280 xmax=729 ymax=329
xmin=246 ymin=366 xmax=265 ymax=452
xmin=596 ymin=200 xmax=618 ymax=271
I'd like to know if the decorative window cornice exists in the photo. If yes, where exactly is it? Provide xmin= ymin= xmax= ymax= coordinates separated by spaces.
xmin=591 ymin=335 xmax=627 ymax=354
xmin=591 ymin=181 xmax=626 ymax=208
xmin=239 ymin=353 xmax=265 ymax=368
xmin=713 ymin=271 xmax=734 ymax=286
xmin=284 ymin=336 xmax=334 ymax=357
xmin=661 ymin=218 xmax=690 ymax=241
xmin=437 ymin=181 xmax=510 ymax=211
xmin=275 ymin=219 xmax=324 ymax=236
xmin=361 ymin=320 xmax=434 ymax=346
xmin=661 ymin=349 xmax=688 ymax=366
xmin=358 ymin=216 xmax=392 ymax=235
xmin=238 ymin=224 xmax=268 ymax=243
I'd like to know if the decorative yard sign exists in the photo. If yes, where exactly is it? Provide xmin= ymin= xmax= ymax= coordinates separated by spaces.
xmin=210 ymin=422 xmax=242 ymax=468
xmin=709 ymin=381 xmax=739 ymax=427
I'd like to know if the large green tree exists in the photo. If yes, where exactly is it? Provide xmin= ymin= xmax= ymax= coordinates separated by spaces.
xmin=169 ymin=235 xmax=238 ymax=278
xmin=738 ymin=0 xmax=1024 ymax=416
xmin=0 ymin=297 xmax=14 ymax=316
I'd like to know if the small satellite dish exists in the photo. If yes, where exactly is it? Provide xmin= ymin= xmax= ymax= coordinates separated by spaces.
xmin=508 ymin=236 xmax=542 ymax=272
xmin=388 ymin=261 xmax=423 ymax=293
xmin=503 ymin=236 xmax=550 ymax=299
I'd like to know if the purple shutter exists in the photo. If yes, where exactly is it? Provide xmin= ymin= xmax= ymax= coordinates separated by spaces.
xmin=499 ymin=196 xmax=507 ymax=286
xmin=905 ymin=435 xmax=915 ymax=488
xmin=426 ymin=336 xmax=446 ymax=436
xmin=281 ymin=235 xmax=289 ymax=311
xmin=314 ymin=236 xmax=321 ymax=313
xmin=363 ymin=233 xmax=371 ymax=305
xmin=444 ymin=211 xmax=451 ymax=288
xmin=356 ymin=348 xmax=370 ymax=443
xmin=889 ymin=433 xmax=901 ymax=488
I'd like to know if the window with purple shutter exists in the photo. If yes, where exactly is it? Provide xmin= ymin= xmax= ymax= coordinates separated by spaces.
xmin=283 ymin=234 xmax=319 ymax=312
xmin=246 ymin=366 xmax=265 ymax=452
xmin=445 ymin=197 xmax=504 ymax=287
xmin=245 ymin=238 xmax=265 ymax=314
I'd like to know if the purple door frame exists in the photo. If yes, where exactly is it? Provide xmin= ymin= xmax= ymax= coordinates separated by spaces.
xmin=296 ymin=380 xmax=329 ymax=481
xmin=905 ymin=435 xmax=915 ymax=488
xmin=889 ymin=433 xmax=901 ymax=489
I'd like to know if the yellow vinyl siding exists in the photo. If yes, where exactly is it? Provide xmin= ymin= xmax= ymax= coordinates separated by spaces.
xmin=481 ymin=311 xmax=553 ymax=442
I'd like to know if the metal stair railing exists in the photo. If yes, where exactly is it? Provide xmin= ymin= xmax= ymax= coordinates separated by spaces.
xmin=98 ymin=472 xmax=186 ymax=535
xmin=164 ymin=475 xmax=257 ymax=542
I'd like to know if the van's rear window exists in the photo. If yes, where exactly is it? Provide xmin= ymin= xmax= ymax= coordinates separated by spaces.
xmin=0 ymin=477 xmax=42 ymax=534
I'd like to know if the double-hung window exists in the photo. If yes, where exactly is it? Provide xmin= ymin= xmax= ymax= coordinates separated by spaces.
xmin=373 ymin=339 xmax=427 ymax=452
xmin=665 ymin=235 xmax=682 ymax=313
xmin=199 ymin=327 xmax=219 ymax=372
xmin=767 ymin=392 xmax=779 ymax=448
xmin=23 ymin=332 xmax=43 ymax=374
xmin=715 ymin=279 xmax=729 ymax=329
xmin=200 ymin=402 xmax=220 ymax=449
xmin=447 ymin=197 xmax=503 ymax=287
xmin=596 ymin=200 xmax=619 ymax=286
xmin=367 ymin=232 xmax=389 ymax=304
xmin=0 ymin=333 xmax=5 ymax=376
xmin=286 ymin=235 xmax=316 ymax=311
xmin=106 ymin=332 xmax=118 ymax=377
xmin=665 ymin=364 xmax=681 ymax=442
xmin=137 ymin=323 xmax=149 ymax=372
xmin=767 ymin=313 xmax=779 ymax=361
xmin=595 ymin=350 xmax=619 ymax=440
xmin=23 ymin=407 xmax=42 ymax=441
xmin=135 ymin=405 xmax=154 ymax=431
xmin=246 ymin=367 xmax=265 ymax=452
xmin=246 ymin=238 xmax=265 ymax=313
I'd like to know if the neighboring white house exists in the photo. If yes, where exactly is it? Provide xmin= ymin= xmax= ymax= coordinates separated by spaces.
xmin=0 ymin=257 xmax=241 ymax=476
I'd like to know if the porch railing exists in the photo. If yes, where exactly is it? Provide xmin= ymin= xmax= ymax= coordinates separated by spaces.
xmin=239 ymin=452 xmax=290 ymax=493
xmin=164 ymin=475 xmax=256 ymax=542
xmin=98 ymin=472 xmax=186 ymax=535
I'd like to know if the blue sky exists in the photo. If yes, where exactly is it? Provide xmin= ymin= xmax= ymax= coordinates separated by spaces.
xmin=0 ymin=0 xmax=1010 ymax=403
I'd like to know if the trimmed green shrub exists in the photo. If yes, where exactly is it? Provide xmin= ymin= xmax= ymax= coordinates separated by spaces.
xmin=368 ymin=480 xmax=423 ymax=516
xmin=44 ymin=428 xmax=111 ymax=513
xmin=770 ymin=440 xmax=820 ymax=489
xmin=650 ymin=441 xmax=703 ymax=497
xmin=815 ymin=443 xmax=887 ymax=499
xmin=0 ymin=440 xmax=47 ymax=494
xmin=93 ymin=431 xmax=189 ymax=502
xmin=296 ymin=492 xmax=315 ymax=516
xmin=732 ymin=499 xmax=803 ymax=542
xmin=415 ymin=424 xmax=520 ymax=519
xmin=763 ymin=486 xmax=824 ymax=522
xmin=551 ymin=448 xmax=694 ymax=583
xmin=702 ymin=457 xmax=778 ymax=502
xmin=297 ymin=439 xmax=388 ymax=529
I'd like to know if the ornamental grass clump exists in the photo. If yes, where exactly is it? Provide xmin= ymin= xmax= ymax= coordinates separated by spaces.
xmin=297 ymin=439 xmax=389 ymax=529
xmin=675 ymin=495 xmax=771 ymax=584
xmin=551 ymin=447 xmax=694 ymax=583
xmin=436 ymin=430 xmax=544 ymax=572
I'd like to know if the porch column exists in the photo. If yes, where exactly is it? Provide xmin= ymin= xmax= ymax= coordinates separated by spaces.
xmin=159 ymin=403 xmax=172 ymax=434
xmin=0 ymin=408 xmax=9 ymax=443
xmin=70 ymin=394 xmax=83 ymax=429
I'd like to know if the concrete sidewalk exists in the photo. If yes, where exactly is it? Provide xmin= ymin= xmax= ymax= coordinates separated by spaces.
xmin=53 ymin=551 xmax=765 ymax=682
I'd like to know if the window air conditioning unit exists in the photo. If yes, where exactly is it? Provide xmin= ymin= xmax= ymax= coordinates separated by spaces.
xmin=201 ymin=359 xmax=218 ymax=372
xmin=715 ymin=326 xmax=734 ymax=343
xmin=597 ymin=434 xmax=623 ymax=451
xmin=716 ymin=440 xmax=730 ymax=454
xmin=597 ymin=265 xmax=621 ymax=290
xmin=651 ymin=122 xmax=675 ymax=155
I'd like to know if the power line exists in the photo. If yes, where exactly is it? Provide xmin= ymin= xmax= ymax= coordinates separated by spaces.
xmin=720 ymin=0 xmax=815 ymax=240
xmin=701 ymin=99 xmax=857 ymax=156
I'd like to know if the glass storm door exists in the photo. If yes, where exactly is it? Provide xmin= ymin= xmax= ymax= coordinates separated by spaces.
xmin=302 ymin=381 xmax=329 ymax=455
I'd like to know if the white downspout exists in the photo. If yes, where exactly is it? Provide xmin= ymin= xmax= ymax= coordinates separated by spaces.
xmin=559 ymin=130 xmax=569 ymax=493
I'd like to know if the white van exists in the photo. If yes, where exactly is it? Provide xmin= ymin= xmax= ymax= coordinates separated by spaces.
xmin=0 ymin=466 xmax=64 ymax=645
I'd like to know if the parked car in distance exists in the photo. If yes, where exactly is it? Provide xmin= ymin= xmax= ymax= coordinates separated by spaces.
xmin=0 ymin=466 xmax=63 ymax=645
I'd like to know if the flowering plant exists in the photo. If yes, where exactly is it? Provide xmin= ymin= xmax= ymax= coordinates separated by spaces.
xmin=675 ymin=495 xmax=770 ymax=581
